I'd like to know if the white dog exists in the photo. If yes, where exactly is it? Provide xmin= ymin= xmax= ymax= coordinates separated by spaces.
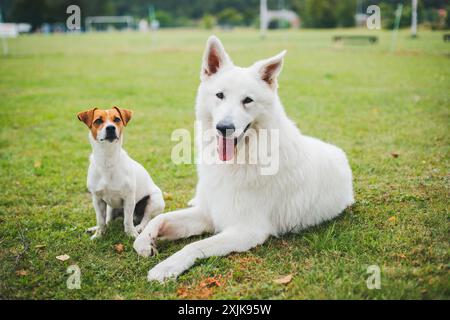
xmin=77 ymin=107 xmax=164 ymax=240
xmin=134 ymin=36 xmax=354 ymax=282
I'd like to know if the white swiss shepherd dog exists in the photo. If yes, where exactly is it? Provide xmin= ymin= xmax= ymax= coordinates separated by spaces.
xmin=134 ymin=36 xmax=354 ymax=282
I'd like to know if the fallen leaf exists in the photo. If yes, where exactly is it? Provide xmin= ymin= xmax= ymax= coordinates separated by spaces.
xmin=390 ymin=152 xmax=399 ymax=158
xmin=163 ymin=192 xmax=173 ymax=201
xmin=16 ymin=270 xmax=28 ymax=276
xmin=200 ymin=276 xmax=222 ymax=288
xmin=397 ymin=253 xmax=406 ymax=259
xmin=387 ymin=216 xmax=397 ymax=223
xmin=56 ymin=254 xmax=70 ymax=261
xmin=274 ymin=274 xmax=293 ymax=285
xmin=177 ymin=274 xmax=228 ymax=299
xmin=176 ymin=285 xmax=213 ymax=299
xmin=114 ymin=243 xmax=124 ymax=254
xmin=176 ymin=287 xmax=189 ymax=298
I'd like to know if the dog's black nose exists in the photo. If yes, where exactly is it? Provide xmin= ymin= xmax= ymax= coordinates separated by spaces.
xmin=216 ymin=121 xmax=235 ymax=137
xmin=106 ymin=125 xmax=115 ymax=132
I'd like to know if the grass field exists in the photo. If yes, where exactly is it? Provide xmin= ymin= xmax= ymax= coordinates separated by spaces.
xmin=0 ymin=28 xmax=448 ymax=299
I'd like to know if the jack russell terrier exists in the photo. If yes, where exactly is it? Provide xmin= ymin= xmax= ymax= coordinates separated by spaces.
xmin=77 ymin=107 xmax=165 ymax=240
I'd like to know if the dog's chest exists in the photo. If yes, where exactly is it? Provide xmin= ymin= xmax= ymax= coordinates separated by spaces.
xmin=95 ymin=189 xmax=124 ymax=208
xmin=199 ymin=166 xmax=277 ymax=229
xmin=89 ymin=172 xmax=131 ymax=208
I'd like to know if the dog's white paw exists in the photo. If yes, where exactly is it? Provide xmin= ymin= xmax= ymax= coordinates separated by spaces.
xmin=86 ymin=226 xmax=98 ymax=234
xmin=87 ymin=226 xmax=106 ymax=240
xmin=133 ymin=236 xmax=157 ymax=257
xmin=135 ymin=222 xmax=147 ymax=234
xmin=90 ymin=228 xmax=105 ymax=240
xmin=125 ymin=227 xmax=139 ymax=239
xmin=147 ymin=260 xmax=184 ymax=283
xmin=90 ymin=234 xmax=100 ymax=240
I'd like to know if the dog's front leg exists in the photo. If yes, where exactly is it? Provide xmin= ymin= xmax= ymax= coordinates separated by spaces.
xmin=134 ymin=206 xmax=212 ymax=257
xmin=105 ymin=205 xmax=114 ymax=225
xmin=147 ymin=226 xmax=269 ymax=282
xmin=90 ymin=195 xmax=107 ymax=240
xmin=123 ymin=196 xmax=138 ymax=238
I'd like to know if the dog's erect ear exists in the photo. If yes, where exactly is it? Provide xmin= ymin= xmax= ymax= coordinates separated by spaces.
xmin=113 ymin=106 xmax=132 ymax=126
xmin=252 ymin=50 xmax=286 ymax=89
xmin=77 ymin=108 xmax=97 ymax=128
xmin=200 ymin=35 xmax=233 ymax=81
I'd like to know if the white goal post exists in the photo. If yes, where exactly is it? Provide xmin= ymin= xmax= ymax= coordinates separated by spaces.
xmin=85 ymin=16 xmax=134 ymax=31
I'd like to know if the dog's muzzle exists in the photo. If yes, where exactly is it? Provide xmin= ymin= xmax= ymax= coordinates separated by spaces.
xmin=102 ymin=125 xmax=118 ymax=142
xmin=217 ymin=123 xmax=251 ymax=161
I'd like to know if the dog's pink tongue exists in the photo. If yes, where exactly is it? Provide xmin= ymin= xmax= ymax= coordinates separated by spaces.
xmin=218 ymin=136 xmax=234 ymax=161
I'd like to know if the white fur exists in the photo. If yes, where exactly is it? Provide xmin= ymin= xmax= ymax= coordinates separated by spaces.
xmin=134 ymin=36 xmax=354 ymax=282
xmin=86 ymin=127 xmax=164 ymax=240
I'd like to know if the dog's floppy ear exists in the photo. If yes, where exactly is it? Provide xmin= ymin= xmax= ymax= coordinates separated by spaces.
xmin=252 ymin=50 xmax=286 ymax=89
xmin=113 ymin=106 xmax=132 ymax=126
xmin=201 ymin=35 xmax=233 ymax=81
xmin=77 ymin=108 xmax=97 ymax=128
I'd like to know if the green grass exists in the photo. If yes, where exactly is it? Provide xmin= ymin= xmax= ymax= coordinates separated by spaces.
xmin=0 ymin=28 xmax=448 ymax=299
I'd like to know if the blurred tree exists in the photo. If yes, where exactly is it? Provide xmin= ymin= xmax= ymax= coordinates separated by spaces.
xmin=379 ymin=2 xmax=395 ymax=29
xmin=217 ymin=8 xmax=244 ymax=27
xmin=336 ymin=0 xmax=356 ymax=27
xmin=379 ymin=2 xmax=413 ymax=29
xmin=242 ymin=8 xmax=256 ymax=26
xmin=175 ymin=16 xmax=195 ymax=28
xmin=155 ymin=10 xmax=174 ymax=27
xmin=201 ymin=14 xmax=216 ymax=29
xmin=303 ymin=0 xmax=337 ymax=28
xmin=8 ymin=0 xmax=49 ymax=29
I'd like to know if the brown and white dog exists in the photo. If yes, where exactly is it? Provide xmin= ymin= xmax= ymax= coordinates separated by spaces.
xmin=77 ymin=107 xmax=164 ymax=239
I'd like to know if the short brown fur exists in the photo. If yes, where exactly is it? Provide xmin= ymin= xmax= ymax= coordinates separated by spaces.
xmin=77 ymin=107 xmax=133 ymax=140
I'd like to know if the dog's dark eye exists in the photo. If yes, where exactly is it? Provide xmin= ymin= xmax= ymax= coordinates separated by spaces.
xmin=243 ymin=97 xmax=253 ymax=104
xmin=216 ymin=92 xmax=224 ymax=99
xmin=94 ymin=118 xmax=103 ymax=125
xmin=113 ymin=117 xmax=121 ymax=123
